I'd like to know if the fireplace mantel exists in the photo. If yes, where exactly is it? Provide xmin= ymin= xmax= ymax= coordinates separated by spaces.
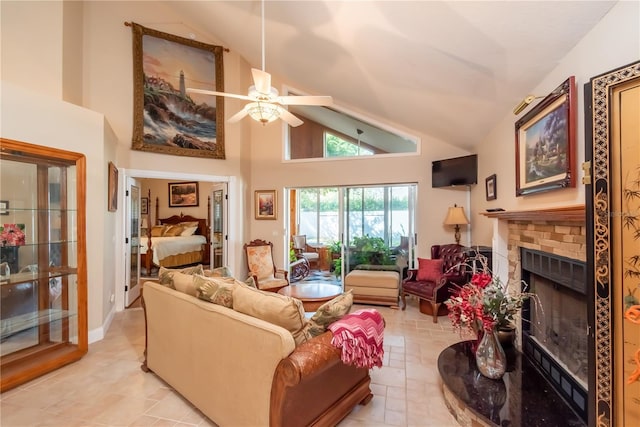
xmin=480 ymin=205 xmax=585 ymax=222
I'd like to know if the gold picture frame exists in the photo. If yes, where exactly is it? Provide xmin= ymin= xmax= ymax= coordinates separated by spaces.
xmin=130 ymin=22 xmax=225 ymax=159
xmin=515 ymin=76 xmax=576 ymax=196
xmin=255 ymin=190 xmax=277 ymax=220
xmin=108 ymin=161 xmax=118 ymax=212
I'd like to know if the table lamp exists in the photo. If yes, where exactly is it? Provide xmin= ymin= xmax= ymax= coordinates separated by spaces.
xmin=444 ymin=204 xmax=469 ymax=245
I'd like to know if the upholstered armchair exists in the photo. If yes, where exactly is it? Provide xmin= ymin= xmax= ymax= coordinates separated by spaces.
xmin=401 ymin=244 xmax=468 ymax=322
xmin=244 ymin=239 xmax=289 ymax=292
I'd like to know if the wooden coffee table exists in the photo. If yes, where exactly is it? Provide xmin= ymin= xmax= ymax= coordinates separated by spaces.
xmin=278 ymin=282 xmax=342 ymax=312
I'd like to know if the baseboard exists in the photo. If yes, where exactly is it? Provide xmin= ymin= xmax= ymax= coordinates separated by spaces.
xmin=88 ymin=304 xmax=116 ymax=344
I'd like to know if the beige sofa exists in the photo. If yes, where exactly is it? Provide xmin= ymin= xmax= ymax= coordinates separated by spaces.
xmin=141 ymin=281 xmax=373 ymax=427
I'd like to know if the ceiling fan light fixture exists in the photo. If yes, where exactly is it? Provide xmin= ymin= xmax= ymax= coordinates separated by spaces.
xmin=247 ymin=101 xmax=281 ymax=125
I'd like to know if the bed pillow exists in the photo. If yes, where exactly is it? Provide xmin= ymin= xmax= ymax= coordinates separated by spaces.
xmin=179 ymin=221 xmax=199 ymax=228
xmin=162 ymin=225 xmax=184 ymax=237
xmin=158 ymin=264 xmax=205 ymax=288
xmin=150 ymin=225 xmax=166 ymax=237
xmin=232 ymin=285 xmax=308 ymax=346
xmin=180 ymin=226 xmax=198 ymax=236
xmin=416 ymin=258 xmax=444 ymax=282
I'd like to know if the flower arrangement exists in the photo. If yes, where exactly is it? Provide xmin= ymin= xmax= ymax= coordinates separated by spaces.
xmin=0 ymin=224 xmax=26 ymax=247
xmin=445 ymin=269 xmax=531 ymax=335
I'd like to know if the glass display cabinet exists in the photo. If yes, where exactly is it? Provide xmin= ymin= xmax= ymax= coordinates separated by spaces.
xmin=0 ymin=138 xmax=87 ymax=392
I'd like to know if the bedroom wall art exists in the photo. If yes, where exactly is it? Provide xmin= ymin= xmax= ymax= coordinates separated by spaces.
xmin=168 ymin=182 xmax=199 ymax=208
xmin=128 ymin=22 xmax=226 ymax=159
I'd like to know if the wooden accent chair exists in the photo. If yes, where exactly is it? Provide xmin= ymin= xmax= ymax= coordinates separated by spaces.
xmin=244 ymin=239 xmax=289 ymax=292
xmin=401 ymin=244 xmax=468 ymax=322
xmin=292 ymin=235 xmax=320 ymax=269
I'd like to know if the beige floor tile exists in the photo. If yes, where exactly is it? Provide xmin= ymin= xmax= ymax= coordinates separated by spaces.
xmin=1 ymin=304 xmax=466 ymax=427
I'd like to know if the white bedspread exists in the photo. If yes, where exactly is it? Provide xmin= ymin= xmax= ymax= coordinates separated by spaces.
xmin=140 ymin=235 xmax=207 ymax=265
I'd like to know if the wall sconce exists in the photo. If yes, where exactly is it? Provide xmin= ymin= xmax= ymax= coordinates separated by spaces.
xmin=513 ymin=94 xmax=544 ymax=115
xmin=443 ymin=204 xmax=469 ymax=245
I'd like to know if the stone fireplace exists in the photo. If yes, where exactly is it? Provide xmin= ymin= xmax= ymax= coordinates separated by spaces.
xmin=488 ymin=206 xmax=588 ymax=423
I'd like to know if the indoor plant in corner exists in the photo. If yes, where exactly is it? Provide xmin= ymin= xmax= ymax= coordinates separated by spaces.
xmin=444 ymin=269 xmax=532 ymax=379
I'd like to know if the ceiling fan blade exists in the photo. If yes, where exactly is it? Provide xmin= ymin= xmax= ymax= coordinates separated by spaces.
xmin=227 ymin=107 xmax=250 ymax=123
xmin=187 ymin=88 xmax=253 ymax=102
xmin=251 ymin=68 xmax=272 ymax=94
xmin=277 ymin=95 xmax=333 ymax=106
xmin=279 ymin=108 xmax=304 ymax=127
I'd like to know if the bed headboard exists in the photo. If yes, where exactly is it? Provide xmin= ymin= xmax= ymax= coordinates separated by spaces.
xmin=158 ymin=214 xmax=208 ymax=237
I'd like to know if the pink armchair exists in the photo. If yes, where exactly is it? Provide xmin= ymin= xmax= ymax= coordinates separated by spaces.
xmin=401 ymin=244 xmax=468 ymax=322
xmin=244 ymin=239 xmax=289 ymax=292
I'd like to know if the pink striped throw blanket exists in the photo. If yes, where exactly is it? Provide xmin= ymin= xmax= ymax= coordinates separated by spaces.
xmin=328 ymin=308 xmax=385 ymax=369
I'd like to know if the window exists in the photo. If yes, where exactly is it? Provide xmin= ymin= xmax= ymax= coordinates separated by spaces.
xmin=325 ymin=132 xmax=373 ymax=157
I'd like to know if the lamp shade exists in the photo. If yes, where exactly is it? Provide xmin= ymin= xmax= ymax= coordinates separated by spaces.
xmin=247 ymin=101 xmax=281 ymax=124
xmin=443 ymin=205 xmax=469 ymax=226
xmin=141 ymin=218 xmax=148 ymax=229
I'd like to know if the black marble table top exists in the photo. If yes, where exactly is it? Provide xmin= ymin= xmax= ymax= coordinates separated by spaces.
xmin=437 ymin=341 xmax=586 ymax=427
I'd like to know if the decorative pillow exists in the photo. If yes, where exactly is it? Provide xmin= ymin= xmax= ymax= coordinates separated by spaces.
xmin=163 ymin=225 xmax=184 ymax=237
xmin=416 ymin=258 xmax=444 ymax=282
xmin=179 ymin=221 xmax=199 ymax=228
xmin=232 ymin=285 xmax=308 ymax=346
xmin=180 ymin=226 xmax=198 ymax=236
xmin=306 ymin=290 xmax=354 ymax=338
xmin=158 ymin=264 xmax=205 ymax=288
xmin=195 ymin=275 xmax=236 ymax=308
xmin=204 ymin=266 xmax=232 ymax=277
xmin=150 ymin=225 xmax=166 ymax=237
xmin=170 ymin=271 xmax=199 ymax=296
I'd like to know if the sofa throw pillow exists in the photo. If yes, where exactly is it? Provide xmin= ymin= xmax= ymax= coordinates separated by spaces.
xmin=158 ymin=264 xmax=205 ymax=288
xmin=306 ymin=290 xmax=354 ymax=338
xmin=416 ymin=258 xmax=443 ymax=282
xmin=170 ymin=271 xmax=199 ymax=297
xmin=203 ymin=266 xmax=232 ymax=278
xmin=232 ymin=285 xmax=309 ymax=346
xmin=195 ymin=275 xmax=237 ymax=308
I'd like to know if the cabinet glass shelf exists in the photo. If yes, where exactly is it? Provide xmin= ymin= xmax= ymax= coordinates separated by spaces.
xmin=0 ymin=137 xmax=87 ymax=392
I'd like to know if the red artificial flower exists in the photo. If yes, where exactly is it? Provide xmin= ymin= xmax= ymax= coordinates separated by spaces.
xmin=471 ymin=273 xmax=492 ymax=289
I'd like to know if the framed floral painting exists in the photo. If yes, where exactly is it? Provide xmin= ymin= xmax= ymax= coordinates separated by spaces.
xmin=255 ymin=190 xmax=277 ymax=220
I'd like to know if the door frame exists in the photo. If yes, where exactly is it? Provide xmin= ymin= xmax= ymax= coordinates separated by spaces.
xmin=115 ymin=169 xmax=237 ymax=312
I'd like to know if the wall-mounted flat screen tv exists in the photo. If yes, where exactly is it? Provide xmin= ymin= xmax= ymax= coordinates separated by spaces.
xmin=432 ymin=154 xmax=478 ymax=188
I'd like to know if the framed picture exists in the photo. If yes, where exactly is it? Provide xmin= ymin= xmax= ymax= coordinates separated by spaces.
xmin=129 ymin=22 xmax=226 ymax=159
xmin=108 ymin=162 xmax=118 ymax=212
xmin=485 ymin=174 xmax=497 ymax=201
xmin=255 ymin=190 xmax=277 ymax=220
xmin=141 ymin=197 xmax=149 ymax=215
xmin=515 ymin=76 xmax=576 ymax=196
xmin=0 ymin=200 xmax=8 ymax=216
xmin=169 ymin=182 xmax=199 ymax=207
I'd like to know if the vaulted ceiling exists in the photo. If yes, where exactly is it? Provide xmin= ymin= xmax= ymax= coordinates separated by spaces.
xmin=162 ymin=1 xmax=617 ymax=149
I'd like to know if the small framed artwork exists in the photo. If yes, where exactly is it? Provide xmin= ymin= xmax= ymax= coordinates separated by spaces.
xmin=169 ymin=182 xmax=199 ymax=207
xmin=141 ymin=197 xmax=149 ymax=215
xmin=485 ymin=174 xmax=497 ymax=201
xmin=255 ymin=190 xmax=277 ymax=220
xmin=515 ymin=76 xmax=576 ymax=196
xmin=0 ymin=200 xmax=8 ymax=215
xmin=108 ymin=162 xmax=118 ymax=212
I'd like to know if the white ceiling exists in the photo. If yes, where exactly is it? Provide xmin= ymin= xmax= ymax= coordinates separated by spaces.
xmin=162 ymin=1 xmax=617 ymax=149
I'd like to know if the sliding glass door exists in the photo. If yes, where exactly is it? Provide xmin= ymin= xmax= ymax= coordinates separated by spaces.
xmin=289 ymin=184 xmax=416 ymax=282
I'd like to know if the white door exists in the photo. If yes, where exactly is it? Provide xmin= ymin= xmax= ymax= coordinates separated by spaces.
xmin=210 ymin=183 xmax=228 ymax=268
xmin=125 ymin=178 xmax=141 ymax=306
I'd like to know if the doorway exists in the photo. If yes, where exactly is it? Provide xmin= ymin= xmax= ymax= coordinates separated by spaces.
xmin=117 ymin=169 xmax=235 ymax=312
xmin=287 ymin=183 xmax=416 ymax=283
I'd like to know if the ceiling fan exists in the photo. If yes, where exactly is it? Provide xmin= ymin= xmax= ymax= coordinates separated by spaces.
xmin=187 ymin=0 xmax=332 ymax=127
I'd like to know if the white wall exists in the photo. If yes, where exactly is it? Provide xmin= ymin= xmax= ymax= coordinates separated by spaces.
xmin=472 ymin=1 xmax=640 ymax=246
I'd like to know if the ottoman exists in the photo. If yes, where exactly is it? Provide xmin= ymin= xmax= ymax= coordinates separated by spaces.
xmin=344 ymin=269 xmax=400 ymax=308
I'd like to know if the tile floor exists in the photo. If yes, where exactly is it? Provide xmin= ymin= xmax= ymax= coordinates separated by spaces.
xmin=0 ymin=297 xmax=471 ymax=426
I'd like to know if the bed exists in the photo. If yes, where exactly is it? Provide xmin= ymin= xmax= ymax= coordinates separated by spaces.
xmin=141 ymin=197 xmax=210 ymax=273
